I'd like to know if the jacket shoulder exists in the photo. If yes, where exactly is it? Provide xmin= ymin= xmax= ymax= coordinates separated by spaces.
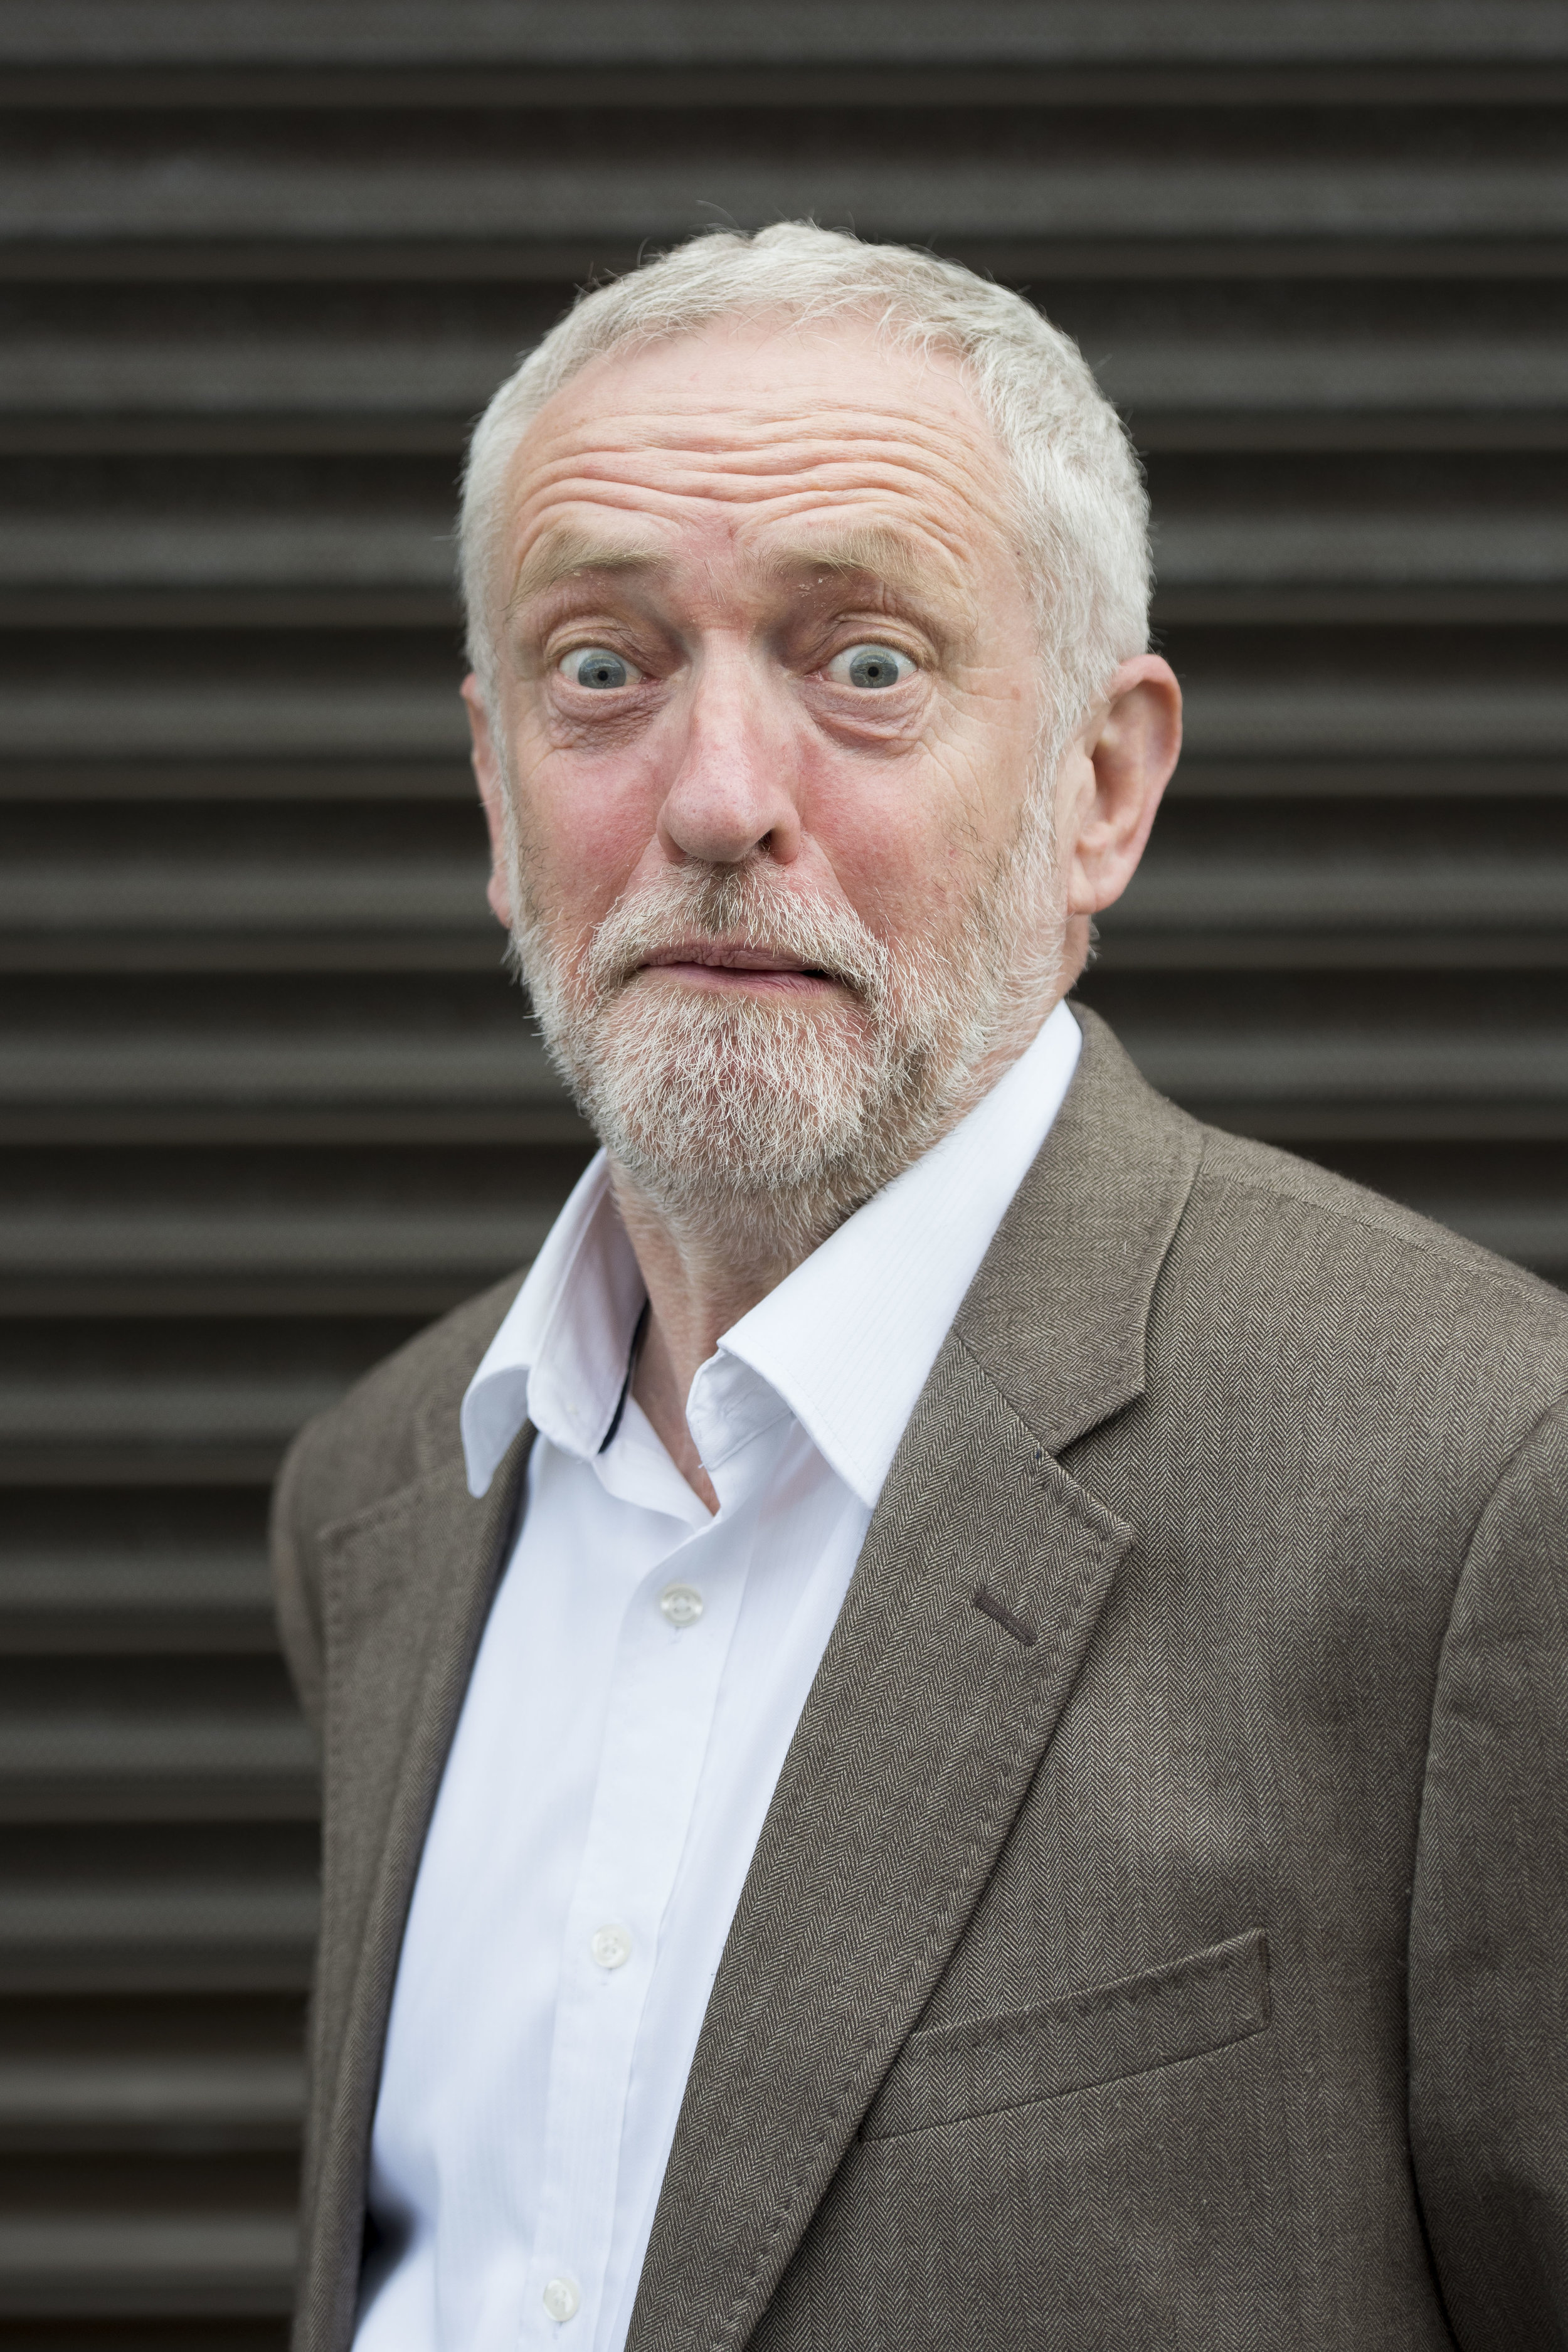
xmin=1171 ymin=1120 xmax=1568 ymax=1449
xmin=1194 ymin=1121 xmax=1563 ymax=1308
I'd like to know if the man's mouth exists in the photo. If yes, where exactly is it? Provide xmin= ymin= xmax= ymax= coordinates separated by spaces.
xmin=636 ymin=942 xmax=840 ymax=994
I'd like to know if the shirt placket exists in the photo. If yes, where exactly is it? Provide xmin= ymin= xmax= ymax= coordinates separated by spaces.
xmin=518 ymin=1510 xmax=753 ymax=2349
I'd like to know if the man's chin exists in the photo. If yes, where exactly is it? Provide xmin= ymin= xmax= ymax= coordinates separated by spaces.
xmin=567 ymin=1019 xmax=887 ymax=1221
xmin=530 ymin=948 xmax=973 ymax=1244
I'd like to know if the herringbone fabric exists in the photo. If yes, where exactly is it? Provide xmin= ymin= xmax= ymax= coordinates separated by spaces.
xmin=273 ymin=1007 xmax=1568 ymax=2352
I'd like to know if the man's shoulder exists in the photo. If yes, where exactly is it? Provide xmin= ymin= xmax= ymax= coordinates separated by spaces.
xmin=1171 ymin=1117 xmax=1568 ymax=1444
xmin=1189 ymin=1118 xmax=1564 ymax=1322
xmin=278 ymin=1267 xmax=525 ymax=1549
xmin=1061 ymin=1012 xmax=1568 ymax=1379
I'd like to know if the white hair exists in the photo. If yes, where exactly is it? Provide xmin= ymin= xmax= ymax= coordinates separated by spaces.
xmin=458 ymin=221 xmax=1150 ymax=744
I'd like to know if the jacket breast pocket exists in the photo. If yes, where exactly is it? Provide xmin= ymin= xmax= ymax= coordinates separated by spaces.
xmin=862 ymin=1927 xmax=1271 ymax=2142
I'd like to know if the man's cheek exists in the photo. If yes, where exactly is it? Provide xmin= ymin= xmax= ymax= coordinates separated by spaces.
xmin=551 ymin=800 xmax=657 ymax=917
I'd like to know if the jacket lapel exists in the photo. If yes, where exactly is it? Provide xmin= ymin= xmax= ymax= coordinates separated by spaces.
xmin=299 ymin=1428 xmax=532 ymax=2352
xmin=627 ymin=1009 xmax=1204 ymax=2352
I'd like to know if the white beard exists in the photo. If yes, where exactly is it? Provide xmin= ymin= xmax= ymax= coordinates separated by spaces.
xmin=504 ymin=785 xmax=1064 ymax=1263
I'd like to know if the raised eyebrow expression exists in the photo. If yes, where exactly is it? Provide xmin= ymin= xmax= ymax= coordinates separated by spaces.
xmin=514 ymin=529 xmax=968 ymax=658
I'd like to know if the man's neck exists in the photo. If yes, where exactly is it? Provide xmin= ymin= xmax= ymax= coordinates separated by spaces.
xmin=614 ymin=1172 xmax=807 ymax=1513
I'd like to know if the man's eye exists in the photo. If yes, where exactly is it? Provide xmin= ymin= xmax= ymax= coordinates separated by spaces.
xmin=827 ymin=644 xmax=918 ymax=690
xmin=559 ymin=647 xmax=641 ymax=690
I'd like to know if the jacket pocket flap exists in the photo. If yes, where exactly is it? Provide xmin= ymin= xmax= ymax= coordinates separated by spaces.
xmin=864 ymin=1927 xmax=1271 ymax=2141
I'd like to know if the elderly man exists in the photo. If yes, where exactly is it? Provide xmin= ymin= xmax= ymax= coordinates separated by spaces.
xmin=272 ymin=225 xmax=1567 ymax=2352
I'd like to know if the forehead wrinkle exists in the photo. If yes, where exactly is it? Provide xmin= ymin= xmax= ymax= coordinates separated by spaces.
xmin=504 ymin=411 xmax=1012 ymax=634
xmin=524 ymin=396 xmax=991 ymax=489
xmin=521 ymin=457 xmax=980 ymax=524
xmin=512 ymin=386 xmax=1003 ymax=521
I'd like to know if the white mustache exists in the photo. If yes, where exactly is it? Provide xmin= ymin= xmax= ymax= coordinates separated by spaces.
xmin=583 ymin=865 xmax=891 ymax=1007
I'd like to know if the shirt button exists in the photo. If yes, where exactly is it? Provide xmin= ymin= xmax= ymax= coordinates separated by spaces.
xmin=590 ymin=1922 xmax=633 ymax=1971
xmin=659 ymin=1582 xmax=704 ymax=1629
xmin=542 ymin=2275 xmax=580 ymax=2323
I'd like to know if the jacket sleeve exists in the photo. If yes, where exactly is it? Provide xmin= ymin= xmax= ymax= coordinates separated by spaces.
xmin=269 ymin=1421 xmax=327 ymax=1745
xmin=1408 ymin=1393 xmax=1568 ymax=2347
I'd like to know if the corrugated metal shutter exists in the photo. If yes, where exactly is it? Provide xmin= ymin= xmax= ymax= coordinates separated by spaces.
xmin=1 ymin=4 xmax=1564 ymax=2337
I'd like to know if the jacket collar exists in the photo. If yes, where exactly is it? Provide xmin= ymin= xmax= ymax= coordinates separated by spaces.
xmin=955 ymin=1004 xmax=1204 ymax=1456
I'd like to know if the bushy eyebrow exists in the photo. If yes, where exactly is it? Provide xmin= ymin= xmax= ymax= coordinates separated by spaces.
xmin=507 ymin=526 xmax=667 ymax=610
xmin=506 ymin=519 xmax=975 ymax=637
xmin=762 ymin=525 xmax=977 ymax=634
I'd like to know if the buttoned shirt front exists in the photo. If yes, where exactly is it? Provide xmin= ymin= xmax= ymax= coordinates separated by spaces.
xmin=351 ymin=1000 xmax=1081 ymax=2352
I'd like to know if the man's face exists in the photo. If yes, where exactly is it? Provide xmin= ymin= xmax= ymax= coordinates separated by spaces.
xmin=465 ymin=315 xmax=1095 ymax=1242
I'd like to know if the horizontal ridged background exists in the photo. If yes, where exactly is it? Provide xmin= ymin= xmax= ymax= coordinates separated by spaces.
xmin=1 ymin=4 xmax=1564 ymax=2343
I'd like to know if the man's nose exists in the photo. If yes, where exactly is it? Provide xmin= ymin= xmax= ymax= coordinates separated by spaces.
xmin=655 ymin=648 xmax=803 ymax=867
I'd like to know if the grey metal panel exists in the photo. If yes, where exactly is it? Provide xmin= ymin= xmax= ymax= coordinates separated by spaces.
xmin=2 ymin=2 xmax=1566 ymax=71
xmin=1170 ymin=626 xmax=1568 ymax=756
xmin=0 ymin=1147 xmax=567 ymax=1286
xmin=0 ymin=635 xmax=472 ymax=758
xmin=0 ymin=1317 xmax=416 ymax=1473
xmin=1 ymin=16 xmax=1563 ymax=2342
xmin=3 ymin=109 xmax=1565 ymax=252
xmin=0 ymin=282 xmax=563 ymax=424
xmin=0 ymin=457 xmax=462 ymax=591
xmin=0 ymin=1822 xmax=319 ymax=1990
xmin=0 ymin=1656 xmax=315 ymax=1821
xmin=0 ymin=1495 xmax=275 ymax=1652
xmin=3 ymin=282 xmax=1564 ymax=448
xmin=0 ymin=2214 xmax=295 ymax=2318
xmin=0 ymin=2048 xmax=303 ymax=2147
xmin=1109 ymin=798 xmax=1568 ymax=941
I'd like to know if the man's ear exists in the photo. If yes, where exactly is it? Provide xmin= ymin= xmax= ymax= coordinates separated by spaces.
xmin=461 ymin=673 xmax=515 ymax=931
xmin=1059 ymin=654 xmax=1183 ymax=921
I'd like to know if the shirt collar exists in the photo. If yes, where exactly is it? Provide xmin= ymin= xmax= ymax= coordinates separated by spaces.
xmin=714 ymin=999 xmax=1080 ymax=1507
xmin=460 ymin=1160 xmax=644 ymax=1495
xmin=461 ymin=1000 xmax=1081 ymax=1503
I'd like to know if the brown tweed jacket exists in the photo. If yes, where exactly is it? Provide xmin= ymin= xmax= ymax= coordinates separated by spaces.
xmin=272 ymin=1007 xmax=1568 ymax=2352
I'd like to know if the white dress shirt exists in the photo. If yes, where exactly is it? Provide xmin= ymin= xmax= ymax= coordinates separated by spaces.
xmin=352 ymin=1001 xmax=1081 ymax=2352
